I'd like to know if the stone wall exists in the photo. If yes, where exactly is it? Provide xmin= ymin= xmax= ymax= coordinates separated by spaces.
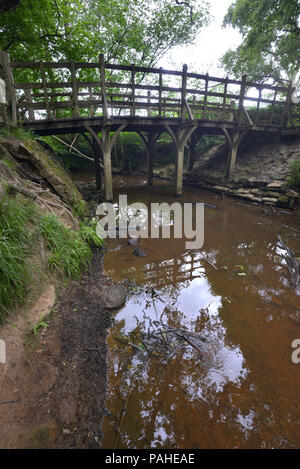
xmin=185 ymin=177 xmax=299 ymax=209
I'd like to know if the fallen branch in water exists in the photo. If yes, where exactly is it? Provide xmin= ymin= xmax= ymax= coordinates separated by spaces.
xmin=117 ymin=317 xmax=207 ymax=364
xmin=281 ymin=224 xmax=300 ymax=234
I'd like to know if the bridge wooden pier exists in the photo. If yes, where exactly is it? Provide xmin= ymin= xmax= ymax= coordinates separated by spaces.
xmin=0 ymin=51 xmax=299 ymax=201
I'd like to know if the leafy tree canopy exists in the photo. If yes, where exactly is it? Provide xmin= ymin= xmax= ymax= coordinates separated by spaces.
xmin=0 ymin=0 xmax=210 ymax=68
xmin=0 ymin=0 xmax=21 ymax=14
xmin=221 ymin=0 xmax=300 ymax=84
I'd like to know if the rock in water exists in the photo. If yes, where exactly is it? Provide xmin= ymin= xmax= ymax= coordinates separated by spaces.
xmin=133 ymin=247 xmax=147 ymax=257
xmin=128 ymin=238 xmax=139 ymax=247
xmin=98 ymin=284 xmax=127 ymax=309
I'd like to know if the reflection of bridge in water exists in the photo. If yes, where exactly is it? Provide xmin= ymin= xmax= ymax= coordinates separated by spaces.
xmin=1 ymin=51 xmax=299 ymax=200
xmin=143 ymin=251 xmax=216 ymax=288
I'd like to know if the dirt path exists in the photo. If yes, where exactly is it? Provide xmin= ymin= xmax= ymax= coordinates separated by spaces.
xmin=0 ymin=249 xmax=114 ymax=448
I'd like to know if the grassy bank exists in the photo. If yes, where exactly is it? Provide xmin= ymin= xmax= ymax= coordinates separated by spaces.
xmin=0 ymin=192 xmax=103 ymax=324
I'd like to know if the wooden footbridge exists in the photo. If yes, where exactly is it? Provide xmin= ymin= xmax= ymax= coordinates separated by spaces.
xmin=0 ymin=51 xmax=299 ymax=200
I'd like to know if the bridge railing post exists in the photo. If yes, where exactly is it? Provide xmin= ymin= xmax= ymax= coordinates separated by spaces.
xmin=181 ymin=63 xmax=187 ymax=120
xmin=24 ymin=88 xmax=34 ymax=121
xmin=0 ymin=51 xmax=17 ymax=125
xmin=70 ymin=61 xmax=79 ymax=118
xmin=203 ymin=73 xmax=208 ymax=119
xmin=237 ymin=74 xmax=247 ymax=126
xmin=158 ymin=67 xmax=163 ymax=118
xmin=268 ymin=88 xmax=277 ymax=125
xmin=281 ymin=81 xmax=293 ymax=128
xmin=229 ymin=100 xmax=235 ymax=121
xmin=254 ymin=85 xmax=262 ymax=125
xmin=237 ymin=75 xmax=247 ymax=126
xmin=221 ymin=77 xmax=228 ymax=119
xmin=130 ymin=63 xmax=135 ymax=117
xmin=147 ymin=91 xmax=151 ymax=117
xmin=40 ymin=61 xmax=51 ymax=120
xmin=99 ymin=53 xmax=109 ymax=121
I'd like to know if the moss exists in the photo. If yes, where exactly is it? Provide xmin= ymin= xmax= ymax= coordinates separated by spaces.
xmin=0 ymin=136 xmax=82 ymax=206
xmin=19 ymin=139 xmax=82 ymax=205
xmin=276 ymin=195 xmax=289 ymax=208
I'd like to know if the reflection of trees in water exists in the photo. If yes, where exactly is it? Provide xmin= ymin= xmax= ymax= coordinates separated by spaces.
xmin=103 ymin=282 xmax=249 ymax=448
xmin=103 ymin=219 xmax=300 ymax=448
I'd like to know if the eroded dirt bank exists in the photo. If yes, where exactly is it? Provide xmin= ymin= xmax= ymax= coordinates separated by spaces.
xmin=0 ymin=249 xmax=119 ymax=449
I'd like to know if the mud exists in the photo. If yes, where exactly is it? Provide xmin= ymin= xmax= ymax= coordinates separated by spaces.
xmin=0 ymin=249 xmax=113 ymax=448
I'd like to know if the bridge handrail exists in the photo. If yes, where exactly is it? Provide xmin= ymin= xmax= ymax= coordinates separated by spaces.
xmin=9 ymin=60 xmax=288 ymax=92
xmin=0 ymin=51 xmax=297 ymax=128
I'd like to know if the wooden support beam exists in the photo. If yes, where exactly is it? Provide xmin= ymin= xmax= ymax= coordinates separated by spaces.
xmin=242 ymin=105 xmax=253 ymax=126
xmin=184 ymin=97 xmax=193 ymax=120
xmin=187 ymin=131 xmax=202 ymax=171
xmin=92 ymin=137 xmax=103 ymax=190
xmin=223 ymin=128 xmax=248 ymax=179
xmin=86 ymin=124 xmax=125 ymax=201
xmin=165 ymin=124 xmax=196 ymax=196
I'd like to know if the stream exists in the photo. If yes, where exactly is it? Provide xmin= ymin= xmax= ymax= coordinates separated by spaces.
xmin=99 ymin=176 xmax=300 ymax=449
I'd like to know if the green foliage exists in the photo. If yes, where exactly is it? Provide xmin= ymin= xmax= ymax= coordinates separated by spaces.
xmin=114 ymin=132 xmax=145 ymax=171
xmin=39 ymin=214 xmax=92 ymax=278
xmin=73 ymin=200 xmax=87 ymax=218
xmin=39 ymin=135 xmax=94 ymax=172
xmin=78 ymin=219 xmax=104 ymax=247
xmin=221 ymin=0 xmax=300 ymax=82
xmin=197 ymin=135 xmax=225 ymax=155
xmin=0 ymin=196 xmax=38 ymax=322
xmin=33 ymin=314 xmax=49 ymax=335
xmin=0 ymin=194 xmax=103 ymax=322
xmin=288 ymin=160 xmax=300 ymax=187
xmin=0 ymin=0 xmax=210 ymax=81
xmin=0 ymin=126 xmax=37 ymax=141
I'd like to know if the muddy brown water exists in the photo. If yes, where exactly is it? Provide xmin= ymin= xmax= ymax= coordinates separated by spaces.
xmin=101 ymin=177 xmax=300 ymax=449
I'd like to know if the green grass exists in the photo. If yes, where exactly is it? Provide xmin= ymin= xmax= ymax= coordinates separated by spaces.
xmin=288 ymin=160 xmax=300 ymax=187
xmin=0 ymin=196 xmax=103 ymax=323
xmin=73 ymin=199 xmax=87 ymax=218
xmin=78 ymin=219 xmax=104 ymax=247
xmin=0 ymin=195 xmax=38 ymax=322
xmin=39 ymin=214 xmax=102 ymax=278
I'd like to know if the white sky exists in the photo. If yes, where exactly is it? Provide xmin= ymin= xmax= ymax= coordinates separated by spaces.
xmin=158 ymin=0 xmax=242 ymax=77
